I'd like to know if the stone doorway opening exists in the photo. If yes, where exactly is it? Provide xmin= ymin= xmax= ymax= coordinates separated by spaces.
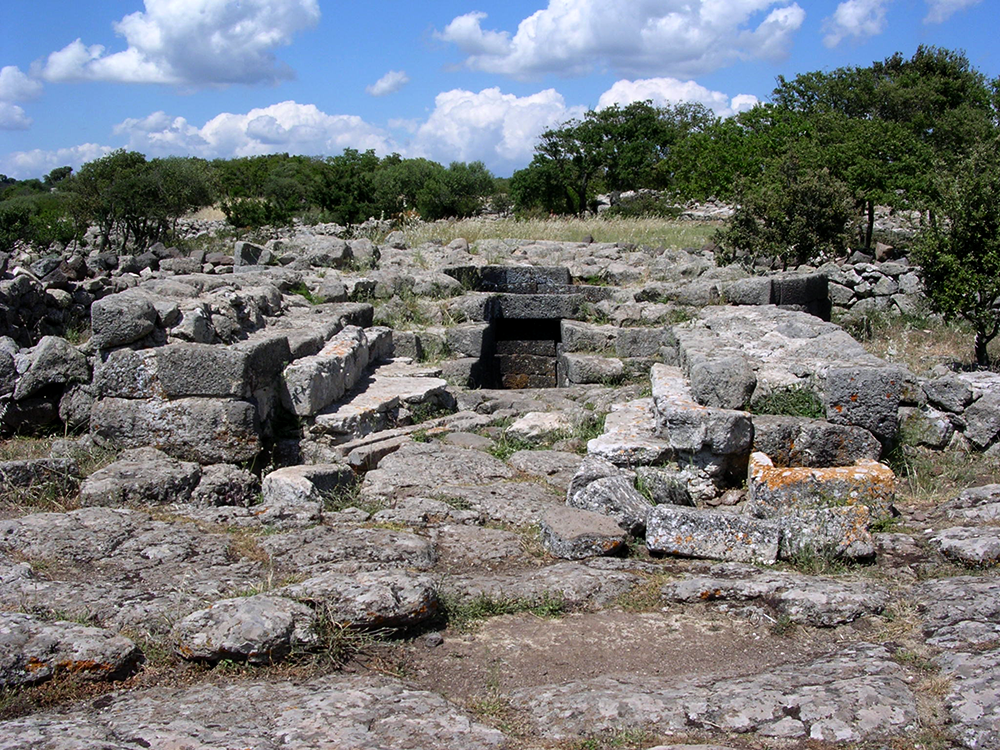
xmin=490 ymin=317 xmax=562 ymax=389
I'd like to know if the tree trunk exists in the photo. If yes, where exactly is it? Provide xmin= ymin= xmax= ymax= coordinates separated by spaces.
xmin=865 ymin=200 xmax=874 ymax=252
xmin=975 ymin=330 xmax=991 ymax=368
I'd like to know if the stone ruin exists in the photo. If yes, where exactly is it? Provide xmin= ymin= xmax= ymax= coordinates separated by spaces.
xmin=0 ymin=226 xmax=998 ymax=749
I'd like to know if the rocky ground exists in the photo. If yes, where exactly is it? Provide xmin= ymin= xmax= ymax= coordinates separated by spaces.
xmin=0 ymin=224 xmax=997 ymax=750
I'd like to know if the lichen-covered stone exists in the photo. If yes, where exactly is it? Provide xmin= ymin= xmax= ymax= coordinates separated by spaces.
xmin=646 ymin=505 xmax=781 ymax=565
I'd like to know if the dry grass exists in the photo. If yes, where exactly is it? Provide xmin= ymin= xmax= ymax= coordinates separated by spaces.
xmin=838 ymin=311 xmax=979 ymax=376
xmin=892 ymin=445 xmax=1000 ymax=507
xmin=393 ymin=216 xmax=718 ymax=251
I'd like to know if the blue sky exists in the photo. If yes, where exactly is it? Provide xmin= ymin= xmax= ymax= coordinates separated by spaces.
xmin=0 ymin=0 xmax=995 ymax=179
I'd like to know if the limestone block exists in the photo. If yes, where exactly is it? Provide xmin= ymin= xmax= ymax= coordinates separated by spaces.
xmin=777 ymin=505 xmax=875 ymax=561
xmin=751 ymin=415 xmax=881 ymax=467
xmin=280 ymin=326 xmax=373 ymax=416
xmin=646 ymin=504 xmax=781 ymax=565
xmin=651 ymin=364 xmax=753 ymax=466
xmin=90 ymin=291 xmax=159 ymax=350
xmin=824 ymin=366 xmax=906 ymax=443
xmin=540 ymin=506 xmax=628 ymax=560
xmin=91 ymin=397 xmax=262 ymax=465
xmin=688 ymin=355 xmax=756 ymax=410
xmin=559 ymin=352 xmax=624 ymax=385
xmin=586 ymin=399 xmax=672 ymax=467
xmin=445 ymin=322 xmax=491 ymax=357
xmin=746 ymin=452 xmax=895 ymax=522
xmin=567 ymin=475 xmax=652 ymax=535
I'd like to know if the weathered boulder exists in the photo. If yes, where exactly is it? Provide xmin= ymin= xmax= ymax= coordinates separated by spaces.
xmin=567 ymin=475 xmax=652 ymax=535
xmin=172 ymin=595 xmax=316 ymax=664
xmin=79 ymin=447 xmax=202 ymax=506
xmin=941 ymin=484 xmax=1000 ymax=524
xmin=90 ymin=291 xmax=158 ymax=349
xmin=190 ymin=464 xmax=260 ymax=507
xmin=0 ymin=458 xmax=79 ymax=498
xmin=279 ymin=569 xmax=439 ymax=629
xmin=540 ymin=506 xmax=628 ymax=559
xmin=776 ymin=505 xmax=875 ymax=561
xmin=898 ymin=405 xmax=954 ymax=449
xmin=505 ymin=411 xmax=573 ymax=443
xmin=11 ymin=336 xmax=89 ymax=401
xmin=261 ymin=463 xmax=354 ymax=506
xmin=923 ymin=375 xmax=973 ymax=413
xmin=0 ymin=612 xmax=141 ymax=687
xmin=962 ymin=392 xmax=1000 ymax=449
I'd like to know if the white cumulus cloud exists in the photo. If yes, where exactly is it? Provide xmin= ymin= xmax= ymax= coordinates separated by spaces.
xmin=1 ymin=144 xmax=113 ymax=179
xmin=437 ymin=0 xmax=806 ymax=79
xmin=366 ymin=70 xmax=411 ymax=97
xmin=114 ymin=101 xmax=392 ymax=158
xmin=407 ymin=87 xmax=586 ymax=168
xmin=597 ymin=78 xmax=758 ymax=118
xmin=822 ymin=0 xmax=891 ymax=47
xmin=39 ymin=0 xmax=320 ymax=86
xmin=0 ymin=66 xmax=44 ymax=131
xmin=924 ymin=0 xmax=982 ymax=23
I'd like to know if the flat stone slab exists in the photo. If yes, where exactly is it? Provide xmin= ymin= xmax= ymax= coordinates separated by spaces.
xmin=360 ymin=442 xmax=515 ymax=502
xmin=940 ymin=484 xmax=1000 ymax=524
xmin=661 ymin=563 xmax=889 ymax=627
xmin=937 ymin=647 xmax=1000 ymax=750
xmin=0 ymin=674 xmax=507 ymax=750
xmin=647 ymin=505 xmax=781 ymax=565
xmin=915 ymin=577 xmax=1000 ymax=650
xmin=312 ymin=359 xmax=450 ymax=440
xmin=587 ymin=398 xmax=673 ymax=466
xmin=928 ymin=527 xmax=1000 ymax=567
xmin=441 ymin=561 xmax=641 ymax=610
xmin=509 ymin=644 xmax=917 ymax=743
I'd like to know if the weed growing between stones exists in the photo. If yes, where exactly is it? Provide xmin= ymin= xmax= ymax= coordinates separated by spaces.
xmin=751 ymin=386 xmax=825 ymax=419
xmin=488 ymin=433 xmax=537 ymax=462
xmin=287 ymin=282 xmax=321 ymax=305
xmin=614 ymin=573 xmax=674 ymax=612
xmin=566 ymin=727 xmax=660 ymax=750
xmin=320 ymin=478 xmax=385 ymax=515
xmin=440 ymin=592 xmax=566 ymax=632
xmin=305 ymin=605 xmax=388 ymax=668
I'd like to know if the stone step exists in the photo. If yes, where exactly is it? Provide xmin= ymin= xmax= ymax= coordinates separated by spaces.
xmin=311 ymin=359 xmax=451 ymax=442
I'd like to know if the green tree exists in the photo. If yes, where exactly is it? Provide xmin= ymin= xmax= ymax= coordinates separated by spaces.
xmin=913 ymin=140 xmax=1000 ymax=367
xmin=715 ymin=152 xmax=856 ymax=269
